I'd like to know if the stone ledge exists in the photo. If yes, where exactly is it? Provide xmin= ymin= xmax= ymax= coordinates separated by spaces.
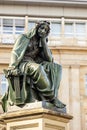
xmin=0 ymin=101 xmax=73 ymax=123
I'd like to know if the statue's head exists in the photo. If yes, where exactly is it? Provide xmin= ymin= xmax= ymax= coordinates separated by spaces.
xmin=36 ymin=21 xmax=50 ymax=38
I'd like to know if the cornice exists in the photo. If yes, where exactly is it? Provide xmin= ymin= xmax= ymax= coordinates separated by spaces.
xmin=50 ymin=45 xmax=87 ymax=52
xmin=0 ymin=0 xmax=87 ymax=7
xmin=1 ymin=44 xmax=87 ymax=52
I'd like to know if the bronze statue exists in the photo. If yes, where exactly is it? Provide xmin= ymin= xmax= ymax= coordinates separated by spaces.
xmin=2 ymin=21 xmax=65 ymax=112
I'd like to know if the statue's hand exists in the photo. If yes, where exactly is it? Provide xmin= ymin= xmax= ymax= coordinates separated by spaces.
xmin=7 ymin=67 xmax=21 ymax=76
xmin=41 ymin=37 xmax=46 ymax=41
xmin=11 ymin=68 xmax=21 ymax=76
xmin=40 ymin=37 xmax=47 ymax=46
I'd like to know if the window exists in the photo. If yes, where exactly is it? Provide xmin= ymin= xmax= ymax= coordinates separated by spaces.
xmin=85 ymin=74 xmax=87 ymax=95
xmin=50 ymin=22 xmax=61 ymax=36
xmin=76 ymin=23 xmax=86 ymax=37
xmin=15 ymin=19 xmax=25 ymax=34
xmin=3 ymin=18 xmax=25 ymax=35
xmin=2 ymin=19 xmax=14 ymax=44
xmin=28 ymin=21 xmax=36 ymax=30
xmin=64 ymin=23 xmax=73 ymax=37
xmin=3 ymin=19 xmax=13 ymax=34
xmin=0 ymin=18 xmax=25 ymax=44
xmin=0 ymin=74 xmax=8 ymax=96
xmin=0 ymin=17 xmax=87 ymax=45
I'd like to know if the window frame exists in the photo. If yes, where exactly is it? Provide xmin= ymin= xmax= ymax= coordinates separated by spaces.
xmin=64 ymin=22 xmax=74 ymax=37
xmin=50 ymin=21 xmax=61 ymax=37
xmin=75 ymin=22 xmax=86 ymax=38
xmin=0 ymin=16 xmax=25 ymax=44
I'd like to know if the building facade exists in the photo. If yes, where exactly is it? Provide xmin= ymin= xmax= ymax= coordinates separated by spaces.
xmin=0 ymin=0 xmax=87 ymax=130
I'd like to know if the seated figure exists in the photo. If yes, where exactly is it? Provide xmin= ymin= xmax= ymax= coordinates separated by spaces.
xmin=2 ymin=21 xmax=65 ymax=112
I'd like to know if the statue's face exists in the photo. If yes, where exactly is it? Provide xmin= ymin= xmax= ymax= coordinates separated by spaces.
xmin=37 ymin=24 xmax=49 ymax=38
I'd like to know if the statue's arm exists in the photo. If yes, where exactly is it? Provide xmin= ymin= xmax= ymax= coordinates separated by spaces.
xmin=9 ymin=52 xmax=17 ymax=68
xmin=8 ymin=52 xmax=21 ymax=76
xmin=9 ymin=34 xmax=27 ymax=68
xmin=8 ymin=35 xmax=24 ymax=75
xmin=41 ymin=38 xmax=53 ymax=62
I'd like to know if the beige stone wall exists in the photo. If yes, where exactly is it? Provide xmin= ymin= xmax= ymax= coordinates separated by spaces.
xmin=52 ymin=46 xmax=87 ymax=130
xmin=0 ymin=45 xmax=12 ymax=72
xmin=0 ymin=4 xmax=87 ymax=18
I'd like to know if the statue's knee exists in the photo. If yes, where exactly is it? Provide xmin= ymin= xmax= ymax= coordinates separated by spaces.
xmin=26 ymin=62 xmax=40 ymax=74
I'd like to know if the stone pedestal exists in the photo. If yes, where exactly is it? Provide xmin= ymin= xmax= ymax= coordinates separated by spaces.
xmin=0 ymin=120 xmax=6 ymax=130
xmin=0 ymin=102 xmax=73 ymax=130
